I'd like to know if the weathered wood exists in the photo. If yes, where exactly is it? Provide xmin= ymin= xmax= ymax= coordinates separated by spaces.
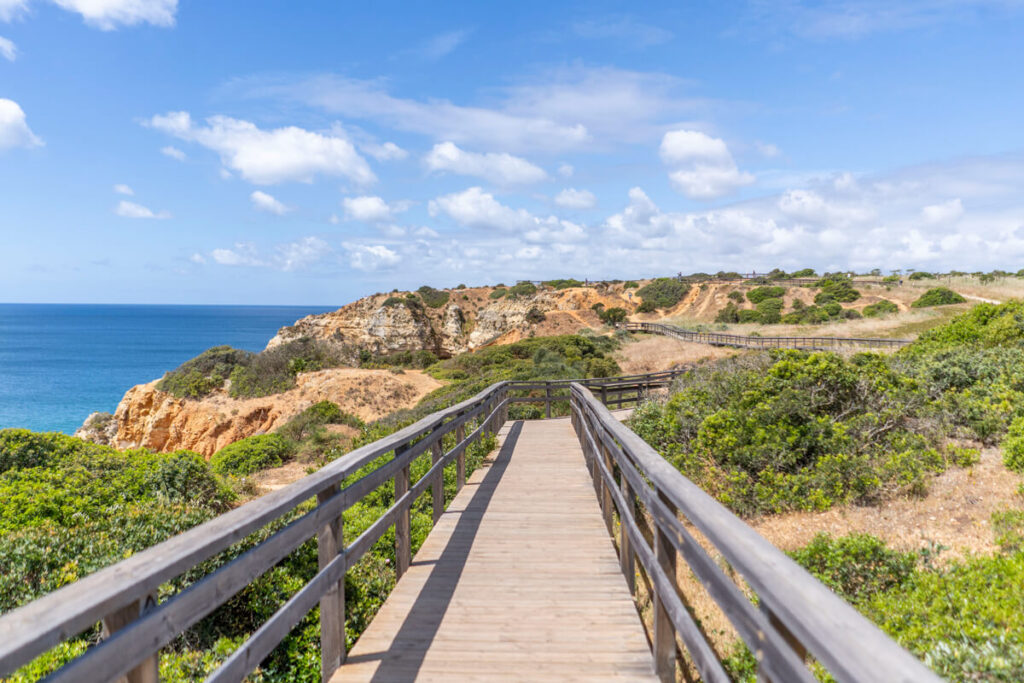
xmin=624 ymin=321 xmax=911 ymax=351
xmin=545 ymin=385 xmax=552 ymax=418
xmin=455 ymin=423 xmax=466 ymax=491
xmin=431 ymin=440 xmax=444 ymax=524
xmin=652 ymin=489 xmax=678 ymax=683
xmin=101 ymin=596 xmax=158 ymax=683
xmin=394 ymin=444 xmax=411 ymax=580
xmin=619 ymin=476 xmax=635 ymax=595
xmin=317 ymin=484 xmax=346 ymax=682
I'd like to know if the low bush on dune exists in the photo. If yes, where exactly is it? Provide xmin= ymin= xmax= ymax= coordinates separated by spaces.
xmin=636 ymin=277 xmax=690 ymax=311
xmin=863 ymin=300 xmax=899 ymax=317
xmin=912 ymin=287 xmax=967 ymax=308
xmin=209 ymin=434 xmax=296 ymax=477
xmin=746 ymin=285 xmax=786 ymax=304
xmin=489 ymin=287 xmax=507 ymax=299
xmin=416 ymin=285 xmax=450 ymax=309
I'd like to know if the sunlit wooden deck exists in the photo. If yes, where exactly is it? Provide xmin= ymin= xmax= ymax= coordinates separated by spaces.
xmin=330 ymin=418 xmax=657 ymax=682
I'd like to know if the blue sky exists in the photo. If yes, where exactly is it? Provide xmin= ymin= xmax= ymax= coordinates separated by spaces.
xmin=2 ymin=0 xmax=1023 ymax=304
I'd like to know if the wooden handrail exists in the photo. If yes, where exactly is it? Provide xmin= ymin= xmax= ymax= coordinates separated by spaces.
xmin=569 ymin=384 xmax=940 ymax=683
xmin=626 ymin=321 xmax=912 ymax=350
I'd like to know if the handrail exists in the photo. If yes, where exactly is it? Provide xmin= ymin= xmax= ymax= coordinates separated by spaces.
xmin=569 ymin=384 xmax=939 ymax=682
xmin=626 ymin=321 xmax=912 ymax=350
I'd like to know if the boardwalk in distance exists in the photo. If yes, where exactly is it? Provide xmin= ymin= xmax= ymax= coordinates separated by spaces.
xmin=332 ymin=418 xmax=657 ymax=682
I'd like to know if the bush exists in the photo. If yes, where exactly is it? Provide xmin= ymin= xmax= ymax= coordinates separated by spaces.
xmin=382 ymin=296 xmax=406 ymax=307
xmin=623 ymin=281 xmax=639 ymax=289
xmin=815 ymin=278 xmax=861 ymax=304
xmin=912 ymin=287 xmax=967 ymax=308
xmin=598 ymin=307 xmax=627 ymax=324
xmin=525 ymin=308 xmax=546 ymax=324
xmin=636 ymin=299 xmax=657 ymax=313
xmin=489 ymin=288 xmax=507 ymax=299
xmin=747 ymin=286 xmax=786 ymax=304
xmin=790 ymin=533 xmax=919 ymax=602
xmin=737 ymin=308 xmax=761 ymax=323
xmin=755 ymin=297 xmax=784 ymax=324
xmin=715 ymin=302 xmax=740 ymax=324
xmin=727 ymin=290 xmax=745 ymax=303
xmin=636 ymin=278 xmax=690 ymax=309
xmin=508 ymin=282 xmax=537 ymax=297
xmin=790 ymin=268 xmax=816 ymax=278
xmin=909 ymin=271 xmax=935 ymax=280
xmin=157 ymin=346 xmax=254 ymax=399
xmin=1002 ymin=416 xmax=1024 ymax=473
xmin=543 ymin=279 xmax=583 ymax=290
xmin=863 ymin=300 xmax=899 ymax=317
xmin=210 ymin=434 xmax=296 ymax=476
xmin=992 ymin=509 xmax=1024 ymax=553
xmin=456 ymin=283 xmax=466 ymax=289
xmin=416 ymin=286 xmax=450 ymax=308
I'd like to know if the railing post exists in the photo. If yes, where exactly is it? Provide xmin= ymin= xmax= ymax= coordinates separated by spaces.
xmin=101 ymin=597 xmax=159 ymax=683
xmin=317 ymin=484 xmax=345 ymax=681
xmin=599 ymin=441 xmax=614 ymax=534
xmin=456 ymin=423 xmax=466 ymax=492
xmin=757 ymin=602 xmax=808 ymax=682
xmin=601 ymin=385 xmax=608 ymax=406
xmin=619 ymin=473 xmax=636 ymax=595
xmin=545 ymin=385 xmax=552 ymax=419
xmin=394 ymin=444 xmax=411 ymax=580
xmin=431 ymin=437 xmax=444 ymax=524
xmin=652 ymin=488 xmax=678 ymax=683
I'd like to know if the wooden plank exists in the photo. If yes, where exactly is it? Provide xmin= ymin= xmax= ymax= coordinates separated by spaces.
xmin=430 ymin=440 xmax=444 ymax=524
xmin=394 ymin=444 xmax=412 ymax=580
xmin=318 ymin=484 xmax=346 ymax=681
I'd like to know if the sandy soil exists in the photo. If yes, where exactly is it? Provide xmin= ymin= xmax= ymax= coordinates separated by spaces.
xmin=613 ymin=334 xmax=737 ymax=374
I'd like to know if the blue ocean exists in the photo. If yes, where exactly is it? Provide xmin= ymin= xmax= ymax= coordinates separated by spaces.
xmin=0 ymin=304 xmax=335 ymax=434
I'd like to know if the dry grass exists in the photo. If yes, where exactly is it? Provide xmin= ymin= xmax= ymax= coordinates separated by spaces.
xmin=613 ymin=333 xmax=738 ymax=374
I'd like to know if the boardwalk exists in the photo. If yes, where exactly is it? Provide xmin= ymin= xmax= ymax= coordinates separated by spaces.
xmin=332 ymin=418 xmax=657 ymax=682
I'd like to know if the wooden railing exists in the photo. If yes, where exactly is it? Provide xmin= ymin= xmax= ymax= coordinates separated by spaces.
xmin=506 ymin=369 xmax=686 ymax=416
xmin=626 ymin=321 xmax=912 ymax=351
xmin=0 ymin=383 xmax=511 ymax=683
xmin=570 ymin=384 xmax=939 ymax=683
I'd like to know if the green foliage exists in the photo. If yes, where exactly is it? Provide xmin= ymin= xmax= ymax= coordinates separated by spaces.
xmin=727 ymin=290 xmax=745 ymax=303
xmin=755 ymin=297 xmax=784 ymax=324
xmin=629 ymin=351 xmax=945 ymax=515
xmin=636 ymin=299 xmax=657 ymax=313
xmin=908 ymin=300 xmax=1024 ymax=354
xmin=715 ymin=302 xmax=740 ymax=323
xmin=489 ymin=288 xmax=507 ymax=299
xmin=382 ymin=296 xmax=406 ymax=307
xmin=157 ymin=346 xmax=254 ymax=398
xmin=623 ymin=280 xmax=639 ymax=289
xmin=815 ymin=277 xmax=861 ymax=304
xmin=598 ymin=307 xmax=627 ymax=324
xmin=636 ymin=277 xmax=690 ymax=309
xmin=789 ymin=533 xmax=919 ymax=602
xmin=1002 ymin=416 xmax=1024 ymax=473
xmin=912 ymin=287 xmax=967 ymax=308
xmin=455 ymin=283 xmax=466 ymax=289
xmin=416 ymin=285 xmax=450 ymax=308
xmin=790 ymin=268 xmax=816 ymax=277
xmin=277 ymin=401 xmax=365 ymax=444
xmin=746 ymin=285 xmax=786 ymax=304
xmin=525 ymin=307 xmax=546 ymax=324
xmin=210 ymin=434 xmax=295 ymax=476
xmin=992 ymin=509 xmax=1024 ymax=553
xmin=358 ymin=348 xmax=438 ymax=370
xmin=508 ymin=282 xmax=537 ymax=297
xmin=909 ymin=271 xmax=935 ymax=280
xmin=543 ymin=278 xmax=583 ymax=289
xmin=863 ymin=300 xmax=899 ymax=317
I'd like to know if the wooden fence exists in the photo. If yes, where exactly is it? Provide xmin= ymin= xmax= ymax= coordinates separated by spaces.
xmin=626 ymin=321 xmax=912 ymax=351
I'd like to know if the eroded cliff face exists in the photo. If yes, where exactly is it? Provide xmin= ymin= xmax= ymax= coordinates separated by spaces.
xmin=267 ymin=284 xmax=640 ymax=355
xmin=82 ymin=368 xmax=442 ymax=456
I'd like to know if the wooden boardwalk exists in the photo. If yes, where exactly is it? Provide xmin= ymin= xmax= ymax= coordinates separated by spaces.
xmin=331 ymin=418 xmax=657 ymax=682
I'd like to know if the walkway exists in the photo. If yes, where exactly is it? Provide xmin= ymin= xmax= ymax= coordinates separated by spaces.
xmin=331 ymin=418 xmax=657 ymax=682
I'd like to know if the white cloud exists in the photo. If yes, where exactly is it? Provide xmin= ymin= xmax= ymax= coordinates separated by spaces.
xmin=414 ymin=226 xmax=439 ymax=238
xmin=161 ymin=145 xmax=185 ymax=161
xmin=554 ymin=188 xmax=597 ymax=209
xmin=428 ymin=187 xmax=534 ymax=232
xmin=361 ymin=141 xmax=407 ymax=161
xmin=148 ymin=111 xmax=375 ymax=186
xmin=189 ymin=252 xmax=206 ymax=264
xmin=0 ymin=0 xmax=28 ymax=21
xmin=424 ymin=141 xmax=547 ymax=185
xmin=921 ymin=198 xmax=964 ymax=224
xmin=660 ymin=129 xmax=754 ymax=199
xmin=0 ymin=98 xmax=42 ymax=151
xmin=277 ymin=236 xmax=330 ymax=270
xmin=0 ymin=35 xmax=16 ymax=60
xmin=557 ymin=163 xmax=574 ymax=178
xmin=49 ymin=0 xmax=176 ymax=30
xmin=250 ymin=190 xmax=289 ymax=215
xmin=417 ymin=29 xmax=470 ymax=60
xmin=342 ymin=195 xmax=408 ymax=223
xmin=115 ymin=200 xmax=170 ymax=219
xmin=113 ymin=183 xmax=134 ymax=195
xmin=343 ymin=243 xmax=401 ymax=271
xmin=515 ymin=246 xmax=543 ymax=260
xmin=212 ymin=243 xmax=263 ymax=267
xmin=571 ymin=16 xmax=673 ymax=47
xmin=755 ymin=141 xmax=780 ymax=158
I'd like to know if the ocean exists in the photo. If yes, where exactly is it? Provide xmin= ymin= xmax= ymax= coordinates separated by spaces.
xmin=0 ymin=304 xmax=336 ymax=434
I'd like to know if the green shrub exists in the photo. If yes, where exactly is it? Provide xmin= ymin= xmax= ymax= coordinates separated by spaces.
xmin=737 ymin=308 xmax=761 ymax=323
xmin=863 ymin=300 xmax=899 ymax=317
xmin=157 ymin=346 xmax=254 ymax=398
xmin=525 ymin=308 xmax=546 ymax=324
xmin=790 ymin=533 xmax=919 ymax=603
xmin=623 ymin=281 xmax=639 ymax=289
xmin=543 ymin=278 xmax=583 ymax=290
xmin=416 ymin=285 xmax=450 ymax=308
xmin=636 ymin=278 xmax=690 ymax=309
xmin=489 ymin=288 xmax=507 ymax=299
xmin=815 ymin=277 xmax=861 ymax=304
xmin=747 ymin=285 xmax=786 ymax=304
xmin=598 ymin=307 xmax=627 ymax=324
xmin=909 ymin=271 xmax=935 ymax=280
xmin=1002 ymin=416 xmax=1024 ymax=473
xmin=790 ymin=268 xmax=816 ymax=278
xmin=715 ymin=302 xmax=740 ymax=324
xmin=912 ymin=287 xmax=967 ymax=308
xmin=992 ymin=509 xmax=1024 ymax=553
xmin=456 ymin=283 xmax=466 ymax=289
xmin=508 ymin=282 xmax=537 ymax=297
xmin=755 ymin=297 xmax=784 ymax=324
xmin=382 ymin=296 xmax=406 ymax=307
xmin=210 ymin=434 xmax=296 ymax=476
xmin=727 ymin=290 xmax=745 ymax=303
xmin=636 ymin=299 xmax=657 ymax=313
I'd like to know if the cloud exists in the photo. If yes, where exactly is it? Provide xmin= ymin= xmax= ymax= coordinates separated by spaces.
xmin=557 ymin=163 xmax=574 ymax=178
xmin=0 ymin=98 xmax=42 ymax=151
xmin=571 ymin=16 xmax=673 ymax=47
xmin=161 ymin=145 xmax=185 ymax=161
xmin=147 ymin=111 xmax=375 ymax=186
xmin=212 ymin=243 xmax=263 ymax=266
xmin=922 ymin=198 xmax=964 ymax=224
xmin=250 ymin=190 xmax=289 ymax=215
xmin=428 ymin=187 xmax=534 ymax=232
xmin=113 ymin=183 xmax=134 ymax=195
xmin=343 ymin=243 xmax=401 ymax=271
xmin=554 ymin=188 xmax=597 ymax=209
xmin=660 ymin=129 xmax=754 ymax=199
xmin=189 ymin=252 xmax=206 ymax=264
xmin=0 ymin=0 xmax=28 ymax=21
xmin=342 ymin=195 xmax=410 ymax=223
xmin=0 ymin=35 xmax=15 ymax=60
xmin=8 ymin=0 xmax=179 ymax=30
xmin=424 ymin=141 xmax=547 ymax=185
xmin=115 ymin=200 xmax=170 ymax=219
xmin=755 ymin=141 xmax=780 ymax=158
xmin=417 ymin=29 xmax=470 ymax=60
xmin=277 ymin=236 xmax=330 ymax=270
xmin=361 ymin=141 xmax=407 ymax=161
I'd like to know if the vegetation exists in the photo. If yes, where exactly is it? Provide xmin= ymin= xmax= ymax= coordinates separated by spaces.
xmin=863 ymin=300 xmax=899 ymax=317
xmin=543 ymin=278 xmax=583 ymax=289
xmin=415 ymin=285 xmax=450 ymax=308
xmin=156 ymin=346 xmax=253 ymax=398
xmin=909 ymin=271 xmax=935 ymax=280
xmin=507 ymin=282 xmax=537 ymax=297
xmin=746 ymin=285 xmax=786 ymax=304
xmin=209 ymin=434 xmax=295 ymax=477
xmin=912 ymin=287 xmax=967 ymax=308
xmin=489 ymin=288 xmax=507 ymax=299
xmin=636 ymin=278 xmax=690 ymax=311
xmin=814 ymin=276 xmax=860 ymax=304
xmin=623 ymin=281 xmax=639 ymax=289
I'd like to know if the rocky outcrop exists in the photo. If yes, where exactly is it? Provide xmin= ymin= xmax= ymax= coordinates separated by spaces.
xmin=81 ymin=368 xmax=442 ymax=456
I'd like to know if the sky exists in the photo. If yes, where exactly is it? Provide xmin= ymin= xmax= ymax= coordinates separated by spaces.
xmin=1 ymin=0 xmax=1023 ymax=305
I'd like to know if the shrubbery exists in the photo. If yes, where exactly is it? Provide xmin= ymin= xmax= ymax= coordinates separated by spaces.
xmin=209 ymin=434 xmax=296 ymax=476
xmin=912 ymin=287 xmax=967 ymax=308
xmin=543 ymin=279 xmax=583 ymax=290
xmin=508 ymin=282 xmax=537 ymax=297
xmin=815 ymin=277 xmax=861 ymax=304
xmin=636 ymin=278 xmax=690 ymax=310
xmin=747 ymin=285 xmax=786 ymax=304
xmin=1001 ymin=416 xmax=1024 ymax=473
xmin=156 ymin=346 xmax=254 ymax=398
xmin=789 ymin=533 xmax=919 ymax=602
xmin=489 ymin=288 xmax=507 ymax=299
xmin=416 ymin=285 xmax=450 ymax=308
xmin=909 ymin=271 xmax=935 ymax=280
xmin=863 ymin=300 xmax=899 ymax=317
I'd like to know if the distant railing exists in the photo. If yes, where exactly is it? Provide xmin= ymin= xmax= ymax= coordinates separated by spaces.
xmin=506 ymin=369 xmax=686 ymax=416
xmin=626 ymin=321 xmax=912 ymax=351
xmin=570 ymin=385 xmax=940 ymax=682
